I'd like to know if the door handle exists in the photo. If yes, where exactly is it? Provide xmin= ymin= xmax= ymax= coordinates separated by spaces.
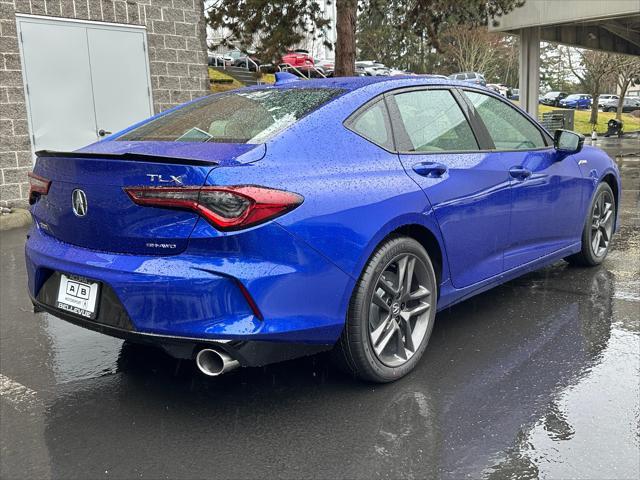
xmin=509 ymin=166 xmax=532 ymax=180
xmin=412 ymin=162 xmax=448 ymax=178
xmin=98 ymin=129 xmax=112 ymax=137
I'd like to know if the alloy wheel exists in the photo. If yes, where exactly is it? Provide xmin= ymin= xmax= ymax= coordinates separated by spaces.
xmin=590 ymin=190 xmax=614 ymax=257
xmin=368 ymin=254 xmax=433 ymax=367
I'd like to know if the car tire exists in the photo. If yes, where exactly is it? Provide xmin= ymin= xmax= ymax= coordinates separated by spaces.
xmin=332 ymin=236 xmax=437 ymax=383
xmin=566 ymin=182 xmax=616 ymax=267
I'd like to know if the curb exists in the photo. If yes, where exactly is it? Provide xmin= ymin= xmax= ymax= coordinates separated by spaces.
xmin=0 ymin=208 xmax=32 ymax=231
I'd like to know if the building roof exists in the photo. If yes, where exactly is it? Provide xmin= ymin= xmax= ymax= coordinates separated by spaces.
xmin=490 ymin=0 xmax=640 ymax=56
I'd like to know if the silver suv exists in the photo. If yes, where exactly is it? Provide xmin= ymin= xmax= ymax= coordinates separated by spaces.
xmin=448 ymin=72 xmax=487 ymax=86
xmin=601 ymin=97 xmax=640 ymax=113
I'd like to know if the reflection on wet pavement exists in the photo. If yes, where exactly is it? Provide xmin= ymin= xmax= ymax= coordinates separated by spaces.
xmin=1 ymin=150 xmax=638 ymax=479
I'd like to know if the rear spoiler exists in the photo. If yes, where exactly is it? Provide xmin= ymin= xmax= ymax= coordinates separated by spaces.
xmin=35 ymin=150 xmax=218 ymax=167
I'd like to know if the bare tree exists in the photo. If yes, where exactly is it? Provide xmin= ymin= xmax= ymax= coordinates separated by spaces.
xmin=440 ymin=25 xmax=512 ymax=80
xmin=614 ymin=56 xmax=640 ymax=120
xmin=568 ymin=49 xmax=617 ymax=127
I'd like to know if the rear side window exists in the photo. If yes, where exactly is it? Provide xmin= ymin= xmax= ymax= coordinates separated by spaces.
xmin=348 ymin=100 xmax=393 ymax=150
xmin=464 ymin=91 xmax=546 ymax=150
xmin=393 ymin=89 xmax=478 ymax=152
xmin=118 ymin=88 xmax=343 ymax=144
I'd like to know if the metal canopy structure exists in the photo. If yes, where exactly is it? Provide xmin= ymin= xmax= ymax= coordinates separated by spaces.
xmin=490 ymin=0 xmax=640 ymax=115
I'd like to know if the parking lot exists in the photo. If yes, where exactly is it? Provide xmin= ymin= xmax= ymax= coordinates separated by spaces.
xmin=1 ymin=140 xmax=639 ymax=479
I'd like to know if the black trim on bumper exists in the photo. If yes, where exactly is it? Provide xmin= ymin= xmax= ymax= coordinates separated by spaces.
xmin=31 ymin=296 xmax=333 ymax=367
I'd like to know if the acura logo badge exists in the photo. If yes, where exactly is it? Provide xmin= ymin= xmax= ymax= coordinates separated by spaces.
xmin=72 ymin=189 xmax=88 ymax=217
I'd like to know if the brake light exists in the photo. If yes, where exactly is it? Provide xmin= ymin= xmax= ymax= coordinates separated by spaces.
xmin=28 ymin=172 xmax=51 ymax=204
xmin=124 ymin=185 xmax=303 ymax=231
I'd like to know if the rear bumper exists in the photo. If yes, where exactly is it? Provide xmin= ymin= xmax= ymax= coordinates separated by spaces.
xmin=25 ymin=223 xmax=352 ymax=349
xmin=29 ymin=296 xmax=330 ymax=366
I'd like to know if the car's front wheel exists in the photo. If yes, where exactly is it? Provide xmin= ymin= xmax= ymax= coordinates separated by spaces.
xmin=333 ymin=236 xmax=437 ymax=382
xmin=566 ymin=182 xmax=616 ymax=266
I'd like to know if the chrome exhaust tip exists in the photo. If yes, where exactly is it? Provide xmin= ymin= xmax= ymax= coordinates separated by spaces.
xmin=196 ymin=348 xmax=240 ymax=376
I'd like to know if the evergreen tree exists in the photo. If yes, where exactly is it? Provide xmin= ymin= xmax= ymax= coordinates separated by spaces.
xmin=206 ymin=0 xmax=332 ymax=64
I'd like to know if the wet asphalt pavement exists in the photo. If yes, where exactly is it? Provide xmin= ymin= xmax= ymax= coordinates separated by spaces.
xmin=1 ymin=139 xmax=639 ymax=479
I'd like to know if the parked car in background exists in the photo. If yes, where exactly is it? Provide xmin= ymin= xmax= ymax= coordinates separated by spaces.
xmin=355 ymin=61 xmax=377 ymax=74
xmin=487 ymin=84 xmax=512 ymax=98
xmin=25 ymin=75 xmax=620 ymax=383
xmin=601 ymin=96 xmax=640 ymax=113
xmin=281 ymin=49 xmax=314 ymax=69
xmin=315 ymin=59 xmax=334 ymax=76
xmin=232 ymin=52 xmax=261 ymax=71
xmin=487 ymin=84 xmax=501 ymax=94
xmin=510 ymin=88 xmax=520 ymax=101
xmin=598 ymin=94 xmax=619 ymax=109
xmin=354 ymin=64 xmax=369 ymax=76
xmin=370 ymin=65 xmax=391 ymax=76
xmin=208 ymin=49 xmax=262 ymax=71
xmin=540 ymin=91 xmax=568 ymax=106
xmin=208 ymin=51 xmax=238 ymax=67
xmin=222 ymin=49 xmax=244 ymax=65
xmin=448 ymin=72 xmax=487 ymax=86
xmin=559 ymin=94 xmax=592 ymax=109
xmin=208 ymin=53 xmax=222 ymax=66
xmin=388 ymin=68 xmax=408 ymax=76
xmin=355 ymin=61 xmax=391 ymax=76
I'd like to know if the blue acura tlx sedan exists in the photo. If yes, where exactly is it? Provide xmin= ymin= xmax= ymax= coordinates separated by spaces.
xmin=26 ymin=74 xmax=621 ymax=382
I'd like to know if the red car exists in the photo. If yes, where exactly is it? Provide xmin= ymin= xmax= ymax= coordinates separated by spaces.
xmin=281 ymin=49 xmax=314 ymax=68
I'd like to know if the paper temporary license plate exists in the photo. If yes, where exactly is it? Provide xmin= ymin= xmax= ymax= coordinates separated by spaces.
xmin=56 ymin=274 xmax=100 ymax=319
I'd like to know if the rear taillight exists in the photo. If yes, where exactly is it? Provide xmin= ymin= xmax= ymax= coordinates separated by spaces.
xmin=28 ymin=172 xmax=51 ymax=204
xmin=124 ymin=185 xmax=303 ymax=231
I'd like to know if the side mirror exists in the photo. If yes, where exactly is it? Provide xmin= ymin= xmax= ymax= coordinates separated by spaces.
xmin=554 ymin=129 xmax=584 ymax=154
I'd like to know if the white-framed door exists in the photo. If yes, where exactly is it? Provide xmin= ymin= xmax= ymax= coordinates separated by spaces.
xmin=16 ymin=14 xmax=154 ymax=154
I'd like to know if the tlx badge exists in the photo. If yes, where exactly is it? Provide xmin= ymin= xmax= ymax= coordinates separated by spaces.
xmin=146 ymin=174 xmax=185 ymax=185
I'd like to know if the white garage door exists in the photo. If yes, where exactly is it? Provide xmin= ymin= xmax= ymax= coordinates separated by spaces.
xmin=16 ymin=15 xmax=153 ymax=153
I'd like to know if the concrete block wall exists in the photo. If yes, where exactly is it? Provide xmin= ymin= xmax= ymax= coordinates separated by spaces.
xmin=0 ymin=0 xmax=210 ymax=207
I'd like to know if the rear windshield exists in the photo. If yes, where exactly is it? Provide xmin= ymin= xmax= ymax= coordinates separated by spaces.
xmin=118 ymin=87 xmax=343 ymax=143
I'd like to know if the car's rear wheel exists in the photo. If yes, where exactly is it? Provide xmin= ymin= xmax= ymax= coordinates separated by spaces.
xmin=333 ymin=236 xmax=437 ymax=382
xmin=566 ymin=182 xmax=616 ymax=266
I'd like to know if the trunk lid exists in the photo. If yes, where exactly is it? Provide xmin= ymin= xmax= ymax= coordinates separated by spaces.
xmin=30 ymin=142 xmax=265 ymax=255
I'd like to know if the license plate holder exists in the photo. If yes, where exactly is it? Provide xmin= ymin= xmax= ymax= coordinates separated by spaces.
xmin=56 ymin=274 xmax=100 ymax=319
